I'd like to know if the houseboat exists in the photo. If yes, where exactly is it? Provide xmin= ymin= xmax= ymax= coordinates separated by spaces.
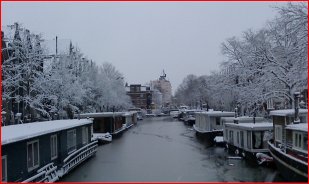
xmin=183 ymin=110 xmax=199 ymax=126
xmin=193 ymin=111 xmax=234 ymax=145
xmin=122 ymin=111 xmax=137 ymax=130
xmin=78 ymin=112 xmax=126 ymax=143
xmin=169 ymin=109 xmax=180 ymax=118
xmin=1 ymin=119 xmax=98 ymax=182
xmin=223 ymin=119 xmax=273 ymax=166
xmin=268 ymin=108 xmax=308 ymax=182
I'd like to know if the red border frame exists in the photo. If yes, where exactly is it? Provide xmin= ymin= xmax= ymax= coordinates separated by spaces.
xmin=0 ymin=0 xmax=308 ymax=183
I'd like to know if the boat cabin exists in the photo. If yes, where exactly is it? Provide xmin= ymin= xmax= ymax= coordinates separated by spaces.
xmin=122 ymin=111 xmax=137 ymax=129
xmin=78 ymin=112 xmax=126 ymax=137
xmin=269 ymin=109 xmax=307 ymax=148
xmin=194 ymin=111 xmax=235 ymax=133
xmin=223 ymin=121 xmax=273 ymax=154
xmin=1 ymin=119 xmax=97 ymax=182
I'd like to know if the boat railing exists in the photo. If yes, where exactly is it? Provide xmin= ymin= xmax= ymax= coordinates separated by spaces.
xmin=59 ymin=140 xmax=98 ymax=177
xmin=22 ymin=163 xmax=58 ymax=183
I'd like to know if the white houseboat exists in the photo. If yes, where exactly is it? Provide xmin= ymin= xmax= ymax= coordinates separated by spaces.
xmin=193 ymin=111 xmax=234 ymax=145
xmin=268 ymin=107 xmax=308 ymax=182
xmin=223 ymin=118 xmax=273 ymax=166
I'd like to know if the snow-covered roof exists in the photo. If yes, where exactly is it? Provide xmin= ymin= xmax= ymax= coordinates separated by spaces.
xmin=196 ymin=111 xmax=234 ymax=117
xmin=225 ymin=122 xmax=273 ymax=130
xmin=286 ymin=123 xmax=308 ymax=132
xmin=269 ymin=109 xmax=308 ymax=116
xmin=78 ymin=112 xmax=124 ymax=118
xmin=2 ymin=119 xmax=93 ymax=145
xmin=221 ymin=116 xmax=264 ymax=123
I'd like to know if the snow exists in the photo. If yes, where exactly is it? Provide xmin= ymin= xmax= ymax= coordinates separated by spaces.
xmin=286 ymin=123 xmax=308 ymax=132
xmin=195 ymin=111 xmax=234 ymax=117
xmin=269 ymin=109 xmax=308 ymax=116
xmin=221 ymin=116 xmax=265 ymax=123
xmin=214 ymin=136 xmax=224 ymax=143
xmin=225 ymin=122 xmax=273 ymax=130
xmin=78 ymin=112 xmax=124 ymax=118
xmin=2 ymin=119 xmax=93 ymax=145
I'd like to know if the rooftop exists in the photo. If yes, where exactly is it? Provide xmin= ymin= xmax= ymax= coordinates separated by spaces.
xmin=225 ymin=122 xmax=273 ymax=130
xmin=269 ymin=109 xmax=308 ymax=116
xmin=78 ymin=112 xmax=124 ymax=118
xmin=286 ymin=123 xmax=308 ymax=132
xmin=2 ymin=119 xmax=93 ymax=145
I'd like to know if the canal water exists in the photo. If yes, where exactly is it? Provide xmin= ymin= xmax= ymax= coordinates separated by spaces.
xmin=61 ymin=116 xmax=282 ymax=182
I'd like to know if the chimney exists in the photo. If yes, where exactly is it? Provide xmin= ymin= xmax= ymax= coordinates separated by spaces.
xmin=294 ymin=92 xmax=301 ymax=123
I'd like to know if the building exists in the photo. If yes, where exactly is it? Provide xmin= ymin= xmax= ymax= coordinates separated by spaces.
xmin=126 ymin=84 xmax=152 ymax=110
xmin=150 ymin=70 xmax=172 ymax=107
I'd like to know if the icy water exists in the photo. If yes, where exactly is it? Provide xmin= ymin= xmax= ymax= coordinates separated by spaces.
xmin=61 ymin=116 xmax=282 ymax=182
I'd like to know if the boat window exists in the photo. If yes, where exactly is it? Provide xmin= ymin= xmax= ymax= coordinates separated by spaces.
xmin=2 ymin=156 xmax=7 ymax=182
xmin=27 ymin=140 xmax=40 ymax=171
xmin=240 ymin=131 xmax=244 ymax=148
xmin=247 ymin=131 xmax=251 ymax=149
xmin=303 ymin=135 xmax=308 ymax=151
xmin=263 ymin=131 xmax=272 ymax=148
xmin=236 ymin=131 xmax=240 ymax=145
xmin=293 ymin=131 xmax=307 ymax=151
xmin=225 ymin=129 xmax=228 ymax=140
xmin=253 ymin=131 xmax=263 ymax=149
xmin=229 ymin=130 xmax=233 ymax=143
xmin=216 ymin=117 xmax=220 ymax=125
xmin=275 ymin=125 xmax=282 ymax=143
xmin=50 ymin=135 xmax=58 ymax=160
xmin=82 ymin=127 xmax=89 ymax=145
xmin=67 ymin=129 xmax=77 ymax=154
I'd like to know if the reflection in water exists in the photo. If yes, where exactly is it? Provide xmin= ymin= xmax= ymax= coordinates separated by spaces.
xmin=61 ymin=117 xmax=281 ymax=182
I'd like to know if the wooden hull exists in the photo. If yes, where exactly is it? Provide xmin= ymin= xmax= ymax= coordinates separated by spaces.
xmin=268 ymin=142 xmax=308 ymax=182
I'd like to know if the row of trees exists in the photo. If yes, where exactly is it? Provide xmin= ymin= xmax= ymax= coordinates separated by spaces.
xmin=2 ymin=23 xmax=131 ymax=124
xmin=175 ymin=3 xmax=307 ymax=114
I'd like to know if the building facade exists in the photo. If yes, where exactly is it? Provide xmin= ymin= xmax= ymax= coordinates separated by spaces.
xmin=125 ymin=84 xmax=152 ymax=110
xmin=150 ymin=71 xmax=172 ymax=107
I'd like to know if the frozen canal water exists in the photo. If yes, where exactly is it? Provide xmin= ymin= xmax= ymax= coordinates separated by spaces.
xmin=61 ymin=116 xmax=281 ymax=182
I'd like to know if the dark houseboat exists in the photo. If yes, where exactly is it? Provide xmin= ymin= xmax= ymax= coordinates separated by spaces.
xmin=268 ymin=107 xmax=308 ymax=182
xmin=1 ymin=119 xmax=98 ymax=182
xmin=78 ymin=112 xmax=126 ymax=143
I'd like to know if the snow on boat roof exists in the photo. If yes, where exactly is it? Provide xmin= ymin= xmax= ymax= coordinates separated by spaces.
xmin=225 ymin=122 xmax=273 ymax=130
xmin=286 ymin=123 xmax=308 ymax=132
xmin=221 ymin=116 xmax=264 ymax=122
xmin=78 ymin=112 xmax=124 ymax=118
xmin=196 ymin=111 xmax=234 ymax=117
xmin=2 ymin=119 xmax=93 ymax=145
xmin=269 ymin=109 xmax=308 ymax=116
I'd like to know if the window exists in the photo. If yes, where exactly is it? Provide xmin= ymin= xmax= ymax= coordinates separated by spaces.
xmin=240 ymin=131 xmax=244 ymax=148
xmin=82 ymin=127 xmax=89 ymax=145
xmin=2 ymin=156 xmax=7 ymax=182
xmin=50 ymin=135 xmax=57 ymax=160
xmin=67 ymin=129 xmax=76 ymax=154
xmin=247 ymin=131 xmax=251 ymax=149
xmin=293 ymin=132 xmax=307 ymax=151
xmin=236 ymin=131 xmax=240 ymax=145
xmin=27 ymin=140 xmax=40 ymax=171
xmin=275 ymin=125 xmax=282 ymax=142
xmin=229 ymin=130 xmax=233 ymax=143
xmin=215 ymin=117 xmax=220 ymax=125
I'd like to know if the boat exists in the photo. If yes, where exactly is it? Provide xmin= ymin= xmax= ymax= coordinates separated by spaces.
xmin=1 ymin=119 xmax=98 ymax=182
xmin=122 ymin=111 xmax=137 ymax=129
xmin=268 ymin=100 xmax=308 ymax=181
xmin=223 ymin=118 xmax=274 ymax=166
xmin=169 ymin=109 xmax=180 ymax=118
xmin=193 ymin=110 xmax=234 ymax=145
xmin=78 ymin=112 xmax=127 ymax=141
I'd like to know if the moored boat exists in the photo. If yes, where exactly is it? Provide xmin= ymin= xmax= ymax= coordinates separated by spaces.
xmin=268 ymin=101 xmax=308 ymax=182
xmin=193 ymin=110 xmax=234 ymax=146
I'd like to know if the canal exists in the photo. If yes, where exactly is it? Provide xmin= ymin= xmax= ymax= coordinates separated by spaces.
xmin=61 ymin=116 xmax=281 ymax=182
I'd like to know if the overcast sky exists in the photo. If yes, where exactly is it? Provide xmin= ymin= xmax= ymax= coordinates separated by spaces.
xmin=2 ymin=2 xmax=287 ymax=94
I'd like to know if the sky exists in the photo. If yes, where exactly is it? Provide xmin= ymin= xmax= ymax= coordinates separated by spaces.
xmin=2 ymin=2 xmax=287 ymax=94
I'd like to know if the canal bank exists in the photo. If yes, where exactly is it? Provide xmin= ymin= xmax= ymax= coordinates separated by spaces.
xmin=61 ymin=116 xmax=280 ymax=182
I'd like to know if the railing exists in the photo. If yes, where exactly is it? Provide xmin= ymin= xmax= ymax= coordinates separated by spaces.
xmin=59 ymin=140 xmax=98 ymax=177
xmin=22 ymin=163 xmax=58 ymax=183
